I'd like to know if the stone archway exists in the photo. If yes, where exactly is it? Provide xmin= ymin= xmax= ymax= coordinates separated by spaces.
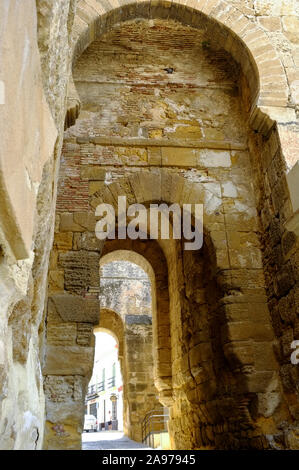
xmin=93 ymin=309 xmax=127 ymax=437
xmin=100 ymin=243 xmax=172 ymax=407
xmin=44 ymin=7 xmax=298 ymax=450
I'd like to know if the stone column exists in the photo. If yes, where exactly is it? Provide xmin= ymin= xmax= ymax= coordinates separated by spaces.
xmin=43 ymin=294 xmax=99 ymax=449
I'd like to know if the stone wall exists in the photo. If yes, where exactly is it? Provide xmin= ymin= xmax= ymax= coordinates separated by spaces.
xmin=100 ymin=261 xmax=151 ymax=316
xmin=48 ymin=16 xmax=298 ymax=449
xmin=0 ymin=0 xmax=74 ymax=450
xmin=0 ymin=0 xmax=297 ymax=451
xmin=248 ymin=126 xmax=299 ymax=448
xmin=123 ymin=315 xmax=161 ymax=441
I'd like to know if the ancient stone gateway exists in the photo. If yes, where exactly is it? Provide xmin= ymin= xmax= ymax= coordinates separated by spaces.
xmin=0 ymin=0 xmax=298 ymax=451
xmin=43 ymin=3 xmax=298 ymax=449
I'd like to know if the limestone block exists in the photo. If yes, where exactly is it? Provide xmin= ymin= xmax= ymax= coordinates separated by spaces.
xmin=43 ymin=345 xmax=94 ymax=375
xmin=222 ymin=299 xmax=270 ymax=324
xmin=228 ymin=246 xmax=263 ymax=269
xmin=224 ymin=210 xmax=259 ymax=231
xmin=73 ymin=213 xmax=96 ymax=234
xmin=245 ymin=371 xmax=278 ymax=394
xmin=168 ymin=125 xmax=202 ymax=140
xmin=161 ymin=147 xmax=198 ymax=167
xmin=44 ymin=375 xmax=85 ymax=403
xmin=59 ymin=250 xmax=100 ymax=293
xmin=49 ymin=250 xmax=59 ymax=270
xmin=80 ymin=166 xmax=107 ymax=180
xmin=203 ymin=182 xmax=222 ymax=215
xmin=198 ymin=149 xmax=231 ymax=168
xmin=282 ymin=16 xmax=299 ymax=44
xmin=76 ymin=323 xmax=93 ymax=346
xmin=48 ymin=270 xmax=64 ymax=292
xmin=59 ymin=213 xmax=83 ymax=232
xmin=221 ymin=321 xmax=274 ymax=343
xmin=223 ymin=341 xmax=255 ymax=368
xmin=43 ymin=421 xmax=82 ymax=450
xmin=48 ymin=294 xmax=100 ymax=323
xmin=89 ymin=180 xmax=104 ymax=196
xmin=222 ymin=181 xmax=238 ymax=198
xmin=148 ymin=147 xmax=162 ymax=166
xmin=189 ymin=342 xmax=213 ymax=367
xmin=46 ymin=401 xmax=84 ymax=427
xmin=73 ymin=232 xmax=104 ymax=252
xmin=54 ymin=232 xmax=73 ymax=251
xmin=125 ymin=314 xmax=152 ymax=325
xmin=258 ymin=17 xmax=282 ymax=32
xmin=214 ymin=249 xmax=230 ymax=271
xmin=253 ymin=342 xmax=278 ymax=371
xmin=47 ymin=324 xmax=77 ymax=346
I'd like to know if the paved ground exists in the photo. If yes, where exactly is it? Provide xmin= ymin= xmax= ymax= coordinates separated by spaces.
xmin=82 ymin=431 xmax=152 ymax=450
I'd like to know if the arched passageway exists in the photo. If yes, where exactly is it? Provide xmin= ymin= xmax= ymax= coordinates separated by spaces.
xmin=84 ymin=331 xmax=124 ymax=433
xmin=0 ymin=0 xmax=298 ymax=453
xmin=98 ymin=258 xmax=163 ymax=442
xmin=43 ymin=5 xmax=298 ymax=451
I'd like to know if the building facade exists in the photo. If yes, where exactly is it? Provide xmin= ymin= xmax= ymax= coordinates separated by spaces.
xmin=85 ymin=333 xmax=123 ymax=431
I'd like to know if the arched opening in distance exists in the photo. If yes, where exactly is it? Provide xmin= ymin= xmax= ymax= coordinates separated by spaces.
xmin=83 ymin=331 xmax=123 ymax=437
xmin=97 ymin=255 xmax=164 ymax=443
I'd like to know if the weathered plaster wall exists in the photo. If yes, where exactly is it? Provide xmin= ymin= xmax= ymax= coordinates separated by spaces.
xmin=0 ymin=0 xmax=75 ymax=450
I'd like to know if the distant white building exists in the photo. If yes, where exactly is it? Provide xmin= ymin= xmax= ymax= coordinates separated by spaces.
xmin=85 ymin=332 xmax=123 ymax=431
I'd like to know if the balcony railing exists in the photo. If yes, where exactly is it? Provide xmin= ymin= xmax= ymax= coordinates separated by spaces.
xmin=107 ymin=376 xmax=116 ymax=389
xmin=86 ymin=380 xmax=105 ymax=399
xmin=142 ymin=408 xmax=169 ymax=449
xmin=86 ymin=377 xmax=117 ymax=400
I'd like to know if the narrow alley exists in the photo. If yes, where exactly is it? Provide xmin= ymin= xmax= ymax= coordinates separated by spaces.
xmin=82 ymin=431 xmax=152 ymax=450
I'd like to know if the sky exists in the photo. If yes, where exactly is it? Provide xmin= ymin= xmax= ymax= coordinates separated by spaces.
xmin=94 ymin=331 xmax=117 ymax=360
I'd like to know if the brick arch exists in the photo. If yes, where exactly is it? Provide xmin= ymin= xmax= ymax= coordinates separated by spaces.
xmin=90 ymin=173 xmax=281 ymax=443
xmin=69 ymin=0 xmax=288 ymax=134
